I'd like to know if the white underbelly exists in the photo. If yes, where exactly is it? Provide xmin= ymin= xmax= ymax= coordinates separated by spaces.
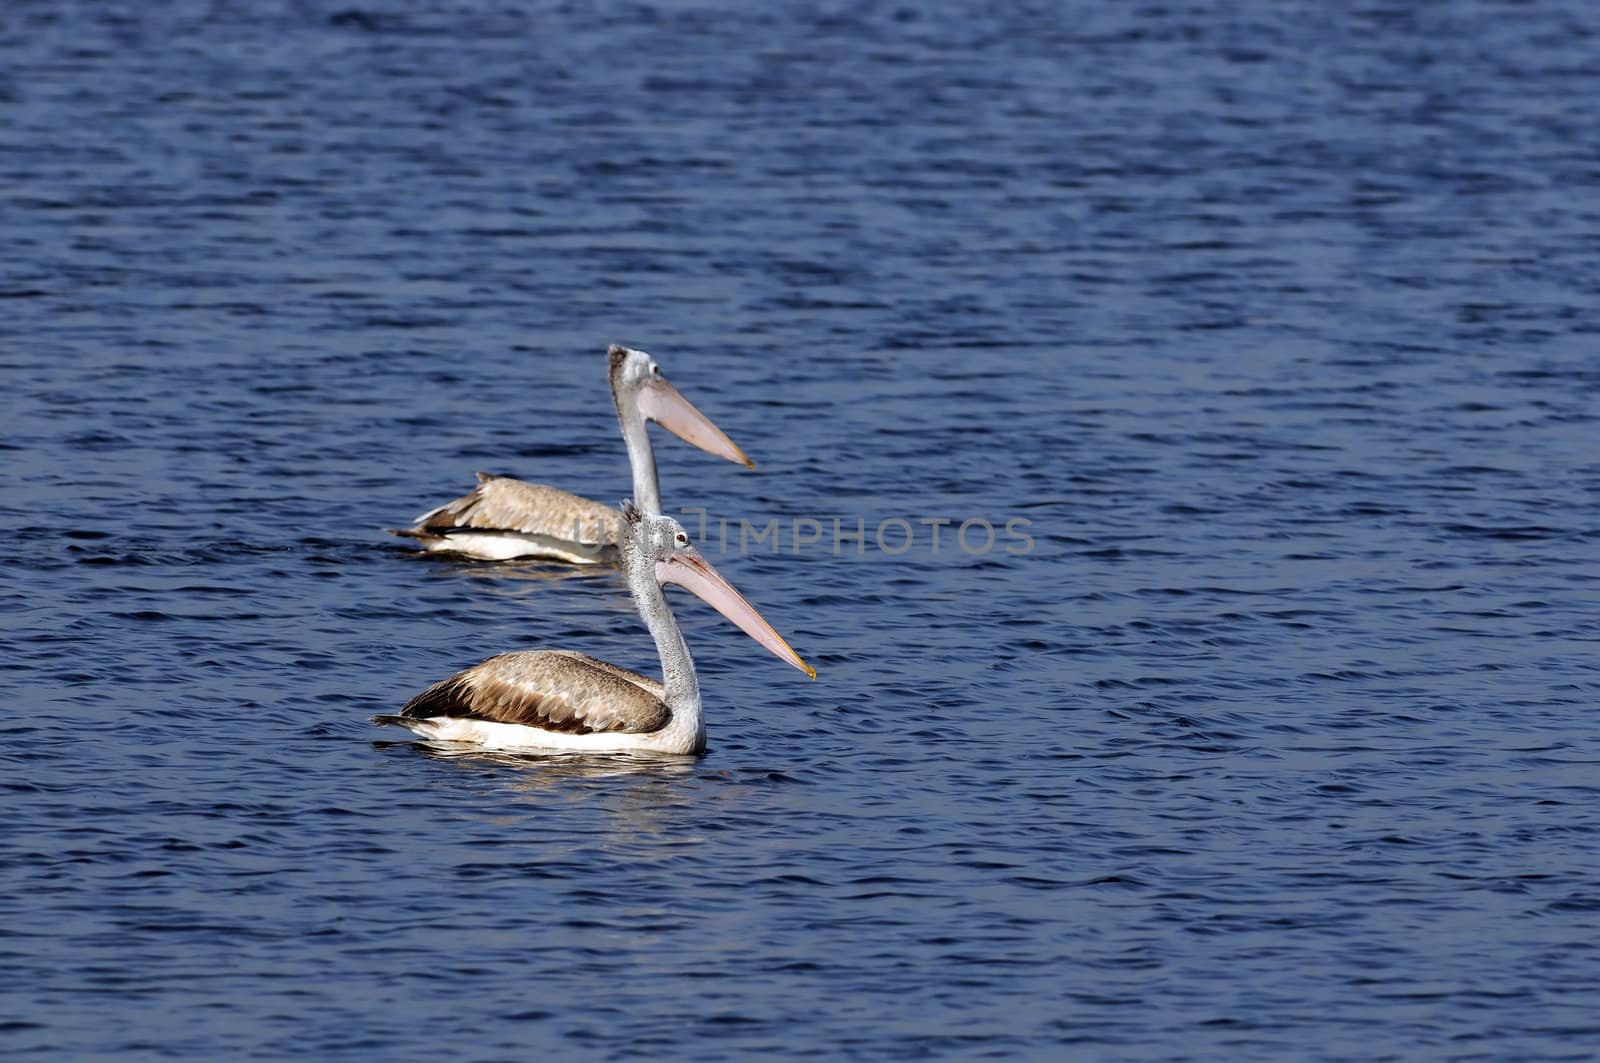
xmin=420 ymin=530 xmax=612 ymax=564
xmin=400 ymin=716 xmax=701 ymax=755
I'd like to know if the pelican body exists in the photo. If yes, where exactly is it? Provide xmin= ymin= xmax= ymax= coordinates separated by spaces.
xmin=394 ymin=345 xmax=751 ymax=562
xmin=374 ymin=503 xmax=814 ymax=755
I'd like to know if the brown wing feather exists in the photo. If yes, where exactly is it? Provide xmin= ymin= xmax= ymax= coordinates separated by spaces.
xmin=543 ymin=650 xmax=665 ymax=701
xmin=411 ymin=473 xmax=621 ymax=546
xmin=401 ymin=650 xmax=668 ymax=734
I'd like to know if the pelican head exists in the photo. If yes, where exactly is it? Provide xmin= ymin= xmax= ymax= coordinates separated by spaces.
xmin=607 ymin=344 xmax=754 ymax=468
xmin=620 ymin=500 xmax=814 ymax=678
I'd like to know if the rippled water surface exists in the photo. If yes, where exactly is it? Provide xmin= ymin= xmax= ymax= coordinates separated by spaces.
xmin=4 ymin=2 xmax=1600 ymax=1059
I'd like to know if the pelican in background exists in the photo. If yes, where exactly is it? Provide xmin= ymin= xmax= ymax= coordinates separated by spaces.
xmin=374 ymin=501 xmax=814 ymax=754
xmin=393 ymin=344 xmax=751 ymax=563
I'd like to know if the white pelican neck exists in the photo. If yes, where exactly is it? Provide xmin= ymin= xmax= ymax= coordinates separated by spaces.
xmin=623 ymin=527 xmax=703 ymax=752
xmin=613 ymin=383 xmax=661 ymax=515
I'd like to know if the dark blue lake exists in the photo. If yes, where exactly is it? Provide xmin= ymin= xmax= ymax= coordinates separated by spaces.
xmin=4 ymin=1 xmax=1599 ymax=1058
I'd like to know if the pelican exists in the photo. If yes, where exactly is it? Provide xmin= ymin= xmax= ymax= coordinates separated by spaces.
xmin=393 ymin=344 xmax=751 ymax=563
xmin=373 ymin=501 xmax=814 ymax=755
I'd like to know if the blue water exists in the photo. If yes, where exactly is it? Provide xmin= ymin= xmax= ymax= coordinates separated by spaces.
xmin=4 ymin=1 xmax=1600 ymax=1058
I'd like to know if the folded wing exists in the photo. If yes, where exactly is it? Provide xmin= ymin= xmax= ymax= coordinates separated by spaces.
xmin=410 ymin=472 xmax=621 ymax=546
xmin=400 ymin=649 xmax=668 ymax=734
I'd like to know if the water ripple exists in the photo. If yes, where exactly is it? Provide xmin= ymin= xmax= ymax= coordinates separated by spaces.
xmin=4 ymin=1 xmax=1600 ymax=1060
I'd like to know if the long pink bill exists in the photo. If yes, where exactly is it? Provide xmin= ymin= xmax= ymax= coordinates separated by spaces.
xmin=636 ymin=377 xmax=755 ymax=468
xmin=657 ymin=553 xmax=816 ymax=678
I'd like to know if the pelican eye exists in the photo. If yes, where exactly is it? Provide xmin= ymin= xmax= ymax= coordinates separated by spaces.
xmin=675 ymin=532 xmax=688 ymax=545
xmin=649 ymin=363 xmax=661 ymax=378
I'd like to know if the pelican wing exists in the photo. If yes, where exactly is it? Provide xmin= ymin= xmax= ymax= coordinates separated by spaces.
xmin=411 ymin=472 xmax=620 ymax=546
xmin=543 ymin=650 xmax=665 ymax=702
xmin=400 ymin=649 xmax=668 ymax=734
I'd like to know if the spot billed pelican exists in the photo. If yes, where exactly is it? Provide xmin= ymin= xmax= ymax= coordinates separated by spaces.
xmin=374 ymin=501 xmax=814 ymax=755
xmin=393 ymin=344 xmax=750 ymax=562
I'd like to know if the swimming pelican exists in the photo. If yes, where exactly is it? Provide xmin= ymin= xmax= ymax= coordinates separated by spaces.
xmin=393 ymin=344 xmax=751 ymax=563
xmin=374 ymin=501 xmax=814 ymax=755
